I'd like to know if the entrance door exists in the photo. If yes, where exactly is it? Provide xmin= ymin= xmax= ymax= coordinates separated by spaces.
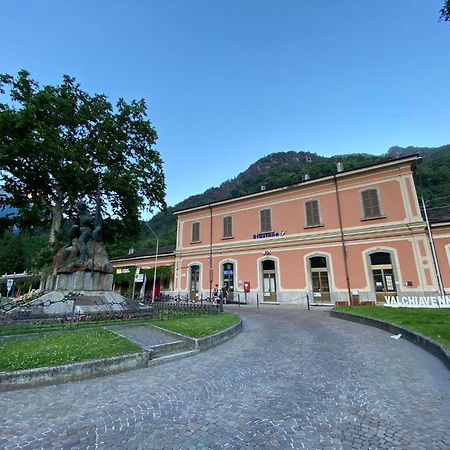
xmin=310 ymin=256 xmax=331 ymax=303
xmin=262 ymin=260 xmax=277 ymax=302
xmin=222 ymin=263 xmax=235 ymax=301
xmin=189 ymin=265 xmax=200 ymax=300
xmin=370 ymin=253 xmax=396 ymax=304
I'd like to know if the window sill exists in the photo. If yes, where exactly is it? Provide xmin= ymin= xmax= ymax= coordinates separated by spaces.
xmin=360 ymin=215 xmax=386 ymax=221
xmin=221 ymin=236 xmax=234 ymax=240
xmin=190 ymin=240 xmax=201 ymax=244
xmin=304 ymin=223 xmax=324 ymax=229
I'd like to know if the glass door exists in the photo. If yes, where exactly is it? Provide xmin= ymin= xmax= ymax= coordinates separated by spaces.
xmin=262 ymin=260 xmax=277 ymax=302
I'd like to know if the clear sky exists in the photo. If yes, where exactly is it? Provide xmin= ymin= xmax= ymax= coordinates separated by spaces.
xmin=1 ymin=0 xmax=449 ymax=212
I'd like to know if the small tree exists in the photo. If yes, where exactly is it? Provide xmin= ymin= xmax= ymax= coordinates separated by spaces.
xmin=0 ymin=70 xmax=166 ymax=244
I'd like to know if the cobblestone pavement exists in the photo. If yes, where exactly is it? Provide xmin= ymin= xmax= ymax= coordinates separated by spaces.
xmin=1 ymin=306 xmax=449 ymax=449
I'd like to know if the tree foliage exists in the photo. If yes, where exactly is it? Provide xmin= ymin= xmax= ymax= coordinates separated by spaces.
xmin=0 ymin=70 xmax=166 ymax=244
xmin=441 ymin=0 xmax=450 ymax=22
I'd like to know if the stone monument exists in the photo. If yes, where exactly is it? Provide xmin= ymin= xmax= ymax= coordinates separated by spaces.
xmin=27 ymin=195 xmax=138 ymax=316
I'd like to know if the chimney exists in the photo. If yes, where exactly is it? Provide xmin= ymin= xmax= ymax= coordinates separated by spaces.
xmin=336 ymin=162 xmax=344 ymax=173
xmin=260 ymin=183 xmax=266 ymax=191
xmin=128 ymin=247 xmax=135 ymax=255
xmin=303 ymin=173 xmax=310 ymax=181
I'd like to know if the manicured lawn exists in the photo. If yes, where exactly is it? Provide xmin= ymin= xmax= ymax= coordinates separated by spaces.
xmin=0 ymin=316 xmax=155 ymax=336
xmin=0 ymin=328 xmax=140 ymax=372
xmin=144 ymin=312 xmax=240 ymax=338
xmin=335 ymin=306 xmax=450 ymax=349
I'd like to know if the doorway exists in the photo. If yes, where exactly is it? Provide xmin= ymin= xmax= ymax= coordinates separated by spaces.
xmin=370 ymin=252 xmax=397 ymax=304
xmin=310 ymin=256 xmax=331 ymax=303
xmin=262 ymin=260 xmax=277 ymax=302
xmin=222 ymin=262 xmax=235 ymax=301
xmin=189 ymin=265 xmax=200 ymax=300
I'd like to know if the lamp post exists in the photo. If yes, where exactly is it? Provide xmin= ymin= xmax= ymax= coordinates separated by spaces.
xmin=144 ymin=222 xmax=159 ymax=302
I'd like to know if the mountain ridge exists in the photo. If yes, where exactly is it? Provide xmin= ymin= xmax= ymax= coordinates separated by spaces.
xmin=137 ymin=144 xmax=450 ymax=254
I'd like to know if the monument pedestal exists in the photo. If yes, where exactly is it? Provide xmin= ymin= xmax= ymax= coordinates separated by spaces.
xmin=44 ymin=271 xmax=113 ymax=292
xmin=23 ymin=290 xmax=138 ymax=317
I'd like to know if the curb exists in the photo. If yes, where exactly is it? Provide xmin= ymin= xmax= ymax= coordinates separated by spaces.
xmin=0 ymin=318 xmax=243 ymax=391
xmin=330 ymin=310 xmax=450 ymax=371
xmin=0 ymin=351 xmax=150 ymax=391
xmin=150 ymin=319 xmax=243 ymax=351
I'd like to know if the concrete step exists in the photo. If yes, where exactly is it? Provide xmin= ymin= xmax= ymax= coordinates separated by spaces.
xmin=148 ymin=349 xmax=200 ymax=367
xmin=148 ymin=339 xmax=188 ymax=357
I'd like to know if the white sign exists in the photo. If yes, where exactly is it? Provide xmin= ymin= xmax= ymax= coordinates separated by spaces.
xmin=134 ymin=274 xmax=144 ymax=282
xmin=384 ymin=295 xmax=450 ymax=308
xmin=6 ymin=279 xmax=13 ymax=290
xmin=313 ymin=292 xmax=322 ymax=297
xmin=116 ymin=268 xmax=131 ymax=274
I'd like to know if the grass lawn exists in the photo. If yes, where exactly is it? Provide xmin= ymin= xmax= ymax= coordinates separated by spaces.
xmin=335 ymin=306 xmax=450 ymax=349
xmin=0 ymin=328 xmax=141 ymax=372
xmin=140 ymin=311 xmax=240 ymax=338
xmin=0 ymin=316 xmax=156 ymax=337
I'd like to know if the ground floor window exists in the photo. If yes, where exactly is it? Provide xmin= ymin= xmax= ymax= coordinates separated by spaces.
xmin=370 ymin=252 xmax=397 ymax=304
xmin=310 ymin=256 xmax=331 ymax=303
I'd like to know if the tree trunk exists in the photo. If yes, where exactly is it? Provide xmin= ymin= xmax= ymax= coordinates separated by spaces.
xmin=49 ymin=206 xmax=62 ymax=245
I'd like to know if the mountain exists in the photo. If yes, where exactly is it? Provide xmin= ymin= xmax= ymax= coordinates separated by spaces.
xmin=135 ymin=145 xmax=450 ymax=254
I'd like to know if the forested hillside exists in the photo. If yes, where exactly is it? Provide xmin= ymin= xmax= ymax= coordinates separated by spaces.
xmin=1 ymin=144 xmax=449 ymax=271
xmin=138 ymin=144 xmax=450 ymax=254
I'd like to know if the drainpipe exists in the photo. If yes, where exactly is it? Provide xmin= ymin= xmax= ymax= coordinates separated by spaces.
xmin=209 ymin=204 xmax=213 ymax=300
xmin=422 ymin=196 xmax=445 ymax=297
xmin=333 ymin=175 xmax=352 ymax=305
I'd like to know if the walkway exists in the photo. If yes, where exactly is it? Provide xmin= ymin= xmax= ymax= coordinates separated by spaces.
xmin=1 ymin=306 xmax=449 ymax=449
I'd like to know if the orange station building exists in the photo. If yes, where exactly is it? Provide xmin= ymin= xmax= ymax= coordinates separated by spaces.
xmin=112 ymin=155 xmax=450 ymax=306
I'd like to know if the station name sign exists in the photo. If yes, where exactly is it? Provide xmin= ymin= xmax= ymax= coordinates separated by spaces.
xmin=384 ymin=295 xmax=450 ymax=308
xmin=253 ymin=230 xmax=286 ymax=240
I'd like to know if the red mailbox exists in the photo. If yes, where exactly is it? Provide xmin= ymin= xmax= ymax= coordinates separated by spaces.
xmin=243 ymin=281 xmax=250 ymax=293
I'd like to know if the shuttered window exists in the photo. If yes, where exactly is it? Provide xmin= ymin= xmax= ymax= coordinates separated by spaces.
xmin=361 ymin=189 xmax=382 ymax=218
xmin=305 ymin=200 xmax=321 ymax=227
xmin=191 ymin=222 xmax=200 ymax=242
xmin=260 ymin=209 xmax=272 ymax=232
xmin=223 ymin=216 xmax=233 ymax=238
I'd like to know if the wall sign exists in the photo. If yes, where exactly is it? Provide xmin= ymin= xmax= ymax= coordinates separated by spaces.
xmin=253 ymin=230 xmax=286 ymax=239
xmin=384 ymin=295 xmax=450 ymax=308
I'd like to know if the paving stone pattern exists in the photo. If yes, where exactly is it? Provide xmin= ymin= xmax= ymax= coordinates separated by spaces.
xmin=1 ymin=306 xmax=449 ymax=449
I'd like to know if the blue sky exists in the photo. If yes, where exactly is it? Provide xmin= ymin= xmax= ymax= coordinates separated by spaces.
xmin=1 ymin=0 xmax=449 ymax=212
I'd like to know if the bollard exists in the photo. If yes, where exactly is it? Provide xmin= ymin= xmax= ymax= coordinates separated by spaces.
xmin=257 ymin=293 xmax=259 ymax=308
xmin=238 ymin=293 xmax=240 ymax=307
xmin=306 ymin=293 xmax=310 ymax=311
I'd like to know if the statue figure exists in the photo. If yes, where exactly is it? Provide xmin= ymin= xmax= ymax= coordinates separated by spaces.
xmin=68 ymin=201 xmax=103 ymax=263
xmin=53 ymin=188 xmax=112 ymax=275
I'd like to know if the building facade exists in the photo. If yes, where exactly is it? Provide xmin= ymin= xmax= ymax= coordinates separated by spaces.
xmin=172 ymin=155 xmax=449 ymax=305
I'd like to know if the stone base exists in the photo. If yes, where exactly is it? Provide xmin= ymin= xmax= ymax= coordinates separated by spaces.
xmin=43 ymin=272 xmax=113 ymax=292
xmin=10 ymin=291 xmax=139 ymax=318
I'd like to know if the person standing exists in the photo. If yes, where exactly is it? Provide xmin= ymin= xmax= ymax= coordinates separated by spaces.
xmin=213 ymin=284 xmax=219 ymax=303
xmin=220 ymin=284 xmax=228 ymax=304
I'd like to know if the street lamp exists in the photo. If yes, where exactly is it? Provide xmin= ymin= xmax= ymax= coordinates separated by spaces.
xmin=144 ymin=222 xmax=159 ymax=302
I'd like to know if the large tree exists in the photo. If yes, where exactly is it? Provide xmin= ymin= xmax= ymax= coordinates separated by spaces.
xmin=0 ymin=70 xmax=165 ymax=243
xmin=441 ymin=0 xmax=450 ymax=21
